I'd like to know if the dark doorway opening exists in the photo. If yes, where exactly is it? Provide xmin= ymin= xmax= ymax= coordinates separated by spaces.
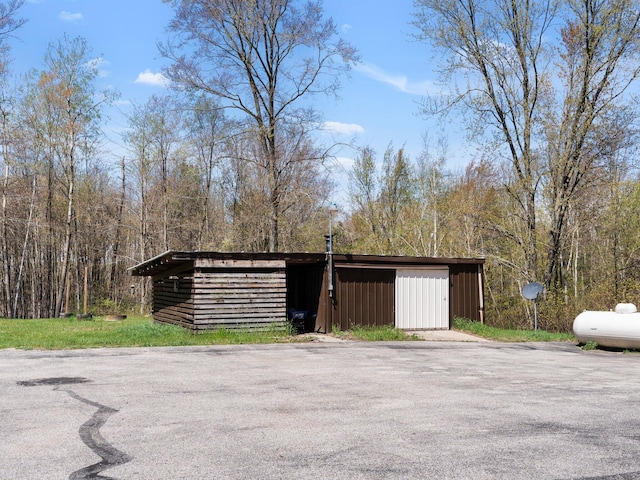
xmin=286 ymin=264 xmax=324 ymax=332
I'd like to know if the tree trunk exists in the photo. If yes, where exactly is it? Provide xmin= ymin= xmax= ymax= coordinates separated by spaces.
xmin=525 ymin=188 xmax=537 ymax=282
xmin=1 ymin=151 xmax=10 ymax=317
xmin=54 ymin=163 xmax=74 ymax=318
xmin=545 ymin=197 xmax=568 ymax=292
xmin=139 ymin=174 xmax=149 ymax=314
xmin=269 ymin=188 xmax=279 ymax=253
xmin=109 ymin=158 xmax=125 ymax=292
xmin=46 ymin=157 xmax=55 ymax=317
xmin=162 ymin=152 xmax=169 ymax=252
xmin=267 ymin=128 xmax=279 ymax=252
xmin=198 ymin=146 xmax=214 ymax=250
xmin=1 ymin=107 xmax=11 ymax=317
xmin=12 ymin=175 xmax=36 ymax=318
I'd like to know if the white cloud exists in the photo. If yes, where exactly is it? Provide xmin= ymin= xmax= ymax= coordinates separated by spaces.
xmin=333 ymin=156 xmax=355 ymax=171
xmin=355 ymin=62 xmax=436 ymax=96
xmin=342 ymin=24 xmax=353 ymax=33
xmin=59 ymin=11 xmax=83 ymax=23
xmin=134 ymin=69 xmax=170 ymax=87
xmin=322 ymin=121 xmax=364 ymax=136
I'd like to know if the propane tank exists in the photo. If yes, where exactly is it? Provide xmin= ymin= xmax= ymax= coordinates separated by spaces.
xmin=573 ymin=304 xmax=640 ymax=349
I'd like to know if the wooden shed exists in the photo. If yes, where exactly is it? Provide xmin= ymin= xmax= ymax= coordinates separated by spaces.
xmin=129 ymin=251 xmax=484 ymax=333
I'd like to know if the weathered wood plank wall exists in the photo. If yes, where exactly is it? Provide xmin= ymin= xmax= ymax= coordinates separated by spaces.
xmin=152 ymin=275 xmax=195 ymax=328
xmin=153 ymin=270 xmax=287 ymax=331
xmin=150 ymin=259 xmax=288 ymax=331
xmin=192 ymin=270 xmax=287 ymax=330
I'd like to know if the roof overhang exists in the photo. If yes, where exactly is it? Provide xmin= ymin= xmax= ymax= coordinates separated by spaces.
xmin=129 ymin=251 xmax=485 ymax=277
xmin=129 ymin=251 xmax=329 ymax=277
xmin=332 ymin=254 xmax=485 ymax=267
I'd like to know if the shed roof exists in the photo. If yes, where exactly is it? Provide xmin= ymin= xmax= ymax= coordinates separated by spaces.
xmin=129 ymin=251 xmax=485 ymax=277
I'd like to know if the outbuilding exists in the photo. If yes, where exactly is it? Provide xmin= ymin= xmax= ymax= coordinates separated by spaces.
xmin=129 ymin=251 xmax=484 ymax=333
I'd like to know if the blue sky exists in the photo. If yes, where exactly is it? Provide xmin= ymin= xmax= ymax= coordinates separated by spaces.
xmin=10 ymin=0 xmax=475 ymax=204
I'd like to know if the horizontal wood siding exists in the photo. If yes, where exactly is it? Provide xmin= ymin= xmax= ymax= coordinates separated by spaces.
xmin=140 ymin=252 xmax=484 ymax=333
xmin=152 ymin=276 xmax=195 ymax=328
xmin=192 ymin=269 xmax=287 ymax=330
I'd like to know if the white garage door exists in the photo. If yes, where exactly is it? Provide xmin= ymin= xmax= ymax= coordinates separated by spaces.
xmin=395 ymin=269 xmax=449 ymax=329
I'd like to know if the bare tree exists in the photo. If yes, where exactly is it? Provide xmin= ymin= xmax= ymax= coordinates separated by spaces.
xmin=541 ymin=0 xmax=640 ymax=290
xmin=36 ymin=35 xmax=116 ymax=317
xmin=346 ymin=144 xmax=415 ymax=255
xmin=161 ymin=0 xmax=357 ymax=251
xmin=109 ymin=157 xmax=126 ymax=292
xmin=346 ymin=146 xmax=380 ymax=253
xmin=378 ymin=144 xmax=415 ymax=253
xmin=123 ymin=100 xmax=158 ymax=312
xmin=414 ymin=133 xmax=450 ymax=257
xmin=0 ymin=0 xmax=24 ymax=82
xmin=413 ymin=0 xmax=556 ymax=281
xmin=183 ymin=94 xmax=229 ymax=249
xmin=149 ymin=94 xmax=182 ymax=252
xmin=0 ymin=71 xmax=18 ymax=317
xmin=0 ymin=0 xmax=25 ymax=317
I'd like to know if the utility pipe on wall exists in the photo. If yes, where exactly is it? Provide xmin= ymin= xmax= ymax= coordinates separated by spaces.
xmin=327 ymin=207 xmax=338 ymax=298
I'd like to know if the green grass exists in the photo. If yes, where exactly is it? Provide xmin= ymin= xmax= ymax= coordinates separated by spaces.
xmin=331 ymin=324 xmax=421 ymax=341
xmin=0 ymin=315 xmax=578 ymax=350
xmin=581 ymin=340 xmax=599 ymax=351
xmin=0 ymin=316 xmax=311 ymax=350
xmin=453 ymin=317 xmax=576 ymax=342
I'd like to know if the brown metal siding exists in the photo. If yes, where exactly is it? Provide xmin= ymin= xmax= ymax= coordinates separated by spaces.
xmin=137 ymin=252 xmax=485 ymax=332
xmin=450 ymin=264 xmax=483 ymax=322
xmin=333 ymin=268 xmax=395 ymax=330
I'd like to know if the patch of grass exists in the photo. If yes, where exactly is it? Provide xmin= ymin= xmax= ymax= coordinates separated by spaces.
xmin=453 ymin=317 xmax=576 ymax=342
xmin=581 ymin=340 xmax=599 ymax=351
xmin=331 ymin=324 xmax=421 ymax=341
xmin=0 ymin=316 xmax=310 ymax=350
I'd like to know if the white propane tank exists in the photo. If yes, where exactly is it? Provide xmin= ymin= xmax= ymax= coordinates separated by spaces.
xmin=573 ymin=303 xmax=640 ymax=349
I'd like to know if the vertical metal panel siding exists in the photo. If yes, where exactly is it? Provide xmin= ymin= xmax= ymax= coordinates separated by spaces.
xmin=334 ymin=268 xmax=395 ymax=330
xmin=450 ymin=265 xmax=482 ymax=321
xmin=396 ymin=269 xmax=449 ymax=329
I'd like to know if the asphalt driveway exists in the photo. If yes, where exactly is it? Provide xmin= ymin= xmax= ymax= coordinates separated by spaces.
xmin=1 ymin=340 xmax=639 ymax=479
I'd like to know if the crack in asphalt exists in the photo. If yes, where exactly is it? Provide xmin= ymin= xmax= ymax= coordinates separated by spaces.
xmin=17 ymin=377 xmax=132 ymax=479
xmin=16 ymin=377 xmax=91 ymax=387
xmin=571 ymin=474 xmax=640 ymax=480
xmin=62 ymin=389 xmax=133 ymax=480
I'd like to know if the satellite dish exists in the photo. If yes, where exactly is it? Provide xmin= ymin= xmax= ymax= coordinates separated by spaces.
xmin=522 ymin=282 xmax=543 ymax=300
xmin=522 ymin=282 xmax=544 ymax=331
